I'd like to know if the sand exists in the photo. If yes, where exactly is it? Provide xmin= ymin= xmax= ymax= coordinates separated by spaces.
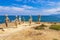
xmin=0 ymin=22 xmax=60 ymax=40
xmin=4 ymin=28 xmax=60 ymax=40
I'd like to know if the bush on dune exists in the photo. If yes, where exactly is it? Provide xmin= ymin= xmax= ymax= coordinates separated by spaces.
xmin=53 ymin=38 xmax=58 ymax=40
xmin=49 ymin=25 xmax=60 ymax=30
xmin=35 ymin=24 xmax=47 ymax=30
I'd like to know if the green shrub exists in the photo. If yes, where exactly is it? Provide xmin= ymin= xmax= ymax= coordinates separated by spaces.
xmin=35 ymin=24 xmax=47 ymax=30
xmin=53 ymin=38 xmax=58 ymax=40
xmin=40 ymin=24 xmax=47 ymax=27
xmin=49 ymin=25 xmax=60 ymax=30
xmin=35 ymin=26 xmax=44 ymax=30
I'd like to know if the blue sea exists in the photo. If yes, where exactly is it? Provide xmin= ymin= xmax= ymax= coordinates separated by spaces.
xmin=0 ymin=15 xmax=60 ymax=24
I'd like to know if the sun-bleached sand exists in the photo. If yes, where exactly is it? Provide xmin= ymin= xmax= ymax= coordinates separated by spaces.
xmin=0 ymin=22 xmax=40 ymax=40
xmin=0 ymin=22 xmax=60 ymax=40
xmin=3 ymin=28 xmax=60 ymax=40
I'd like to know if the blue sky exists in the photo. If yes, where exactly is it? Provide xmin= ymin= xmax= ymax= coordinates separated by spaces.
xmin=0 ymin=0 xmax=60 ymax=15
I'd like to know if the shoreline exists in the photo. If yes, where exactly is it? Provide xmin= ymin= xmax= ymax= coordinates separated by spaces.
xmin=0 ymin=21 xmax=60 ymax=28
xmin=0 ymin=21 xmax=60 ymax=40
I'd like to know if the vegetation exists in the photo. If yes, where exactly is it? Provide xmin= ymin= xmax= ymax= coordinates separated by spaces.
xmin=49 ymin=25 xmax=60 ymax=30
xmin=53 ymin=38 xmax=58 ymax=40
xmin=35 ymin=24 xmax=47 ymax=30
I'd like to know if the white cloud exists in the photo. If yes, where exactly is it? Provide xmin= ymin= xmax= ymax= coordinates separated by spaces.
xmin=41 ymin=7 xmax=60 ymax=15
xmin=21 ymin=5 xmax=34 ymax=9
xmin=0 ymin=5 xmax=40 ymax=15
xmin=46 ymin=1 xmax=60 ymax=7
xmin=0 ymin=6 xmax=25 ymax=12
xmin=0 ymin=4 xmax=60 ymax=15
xmin=47 ymin=2 xmax=56 ymax=6
xmin=44 ymin=8 xmax=60 ymax=13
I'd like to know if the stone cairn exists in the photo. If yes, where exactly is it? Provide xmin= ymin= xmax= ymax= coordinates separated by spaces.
xmin=38 ymin=15 xmax=40 ymax=24
xmin=17 ymin=16 xmax=20 ymax=24
xmin=4 ymin=15 xmax=40 ymax=28
xmin=29 ymin=15 xmax=32 ymax=26
xmin=15 ymin=15 xmax=19 ymax=27
xmin=19 ymin=16 xmax=21 ymax=24
xmin=22 ymin=17 xmax=25 ymax=23
xmin=5 ymin=14 xmax=9 ymax=27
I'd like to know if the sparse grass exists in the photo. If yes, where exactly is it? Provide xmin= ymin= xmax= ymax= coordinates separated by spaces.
xmin=35 ymin=26 xmax=44 ymax=30
xmin=53 ymin=38 xmax=58 ymax=40
xmin=49 ymin=25 xmax=60 ymax=30
xmin=35 ymin=24 xmax=47 ymax=30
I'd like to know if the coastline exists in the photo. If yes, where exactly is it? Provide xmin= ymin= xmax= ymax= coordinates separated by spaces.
xmin=0 ymin=21 xmax=60 ymax=40
xmin=0 ymin=15 xmax=60 ymax=40
xmin=0 ymin=21 xmax=60 ymax=28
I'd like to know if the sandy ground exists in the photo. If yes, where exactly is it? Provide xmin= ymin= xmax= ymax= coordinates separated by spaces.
xmin=0 ymin=22 xmax=60 ymax=40
xmin=0 ymin=22 xmax=40 ymax=40
xmin=3 ymin=28 xmax=60 ymax=40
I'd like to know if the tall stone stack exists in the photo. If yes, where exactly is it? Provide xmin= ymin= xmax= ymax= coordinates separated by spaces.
xmin=29 ymin=15 xmax=32 ymax=25
xmin=38 ymin=15 xmax=40 ymax=24
xmin=19 ymin=16 xmax=21 ymax=24
xmin=22 ymin=17 xmax=25 ymax=23
xmin=15 ymin=15 xmax=19 ymax=27
xmin=17 ymin=16 xmax=20 ymax=24
xmin=5 ymin=14 xmax=9 ymax=27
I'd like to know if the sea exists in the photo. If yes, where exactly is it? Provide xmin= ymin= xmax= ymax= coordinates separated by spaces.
xmin=0 ymin=15 xmax=60 ymax=24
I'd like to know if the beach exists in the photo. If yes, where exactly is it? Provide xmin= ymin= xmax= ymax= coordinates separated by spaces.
xmin=0 ymin=0 xmax=60 ymax=40
xmin=0 ymin=22 xmax=60 ymax=40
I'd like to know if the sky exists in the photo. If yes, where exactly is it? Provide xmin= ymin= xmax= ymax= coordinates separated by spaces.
xmin=0 ymin=0 xmax=60 ymax=15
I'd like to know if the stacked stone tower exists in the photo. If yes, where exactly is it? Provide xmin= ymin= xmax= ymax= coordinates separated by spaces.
xmin=5 ymin=14 xmax=9 ymax=27
xmin=15 ymin=15 xmax=19 ymax=27
xmin=29 ymin=15 xmax=32 ymax=25
xmin=38 ymin=15 xmax=40 ymax=24
xmin=19 ymin=16 xmax=21 ymax=24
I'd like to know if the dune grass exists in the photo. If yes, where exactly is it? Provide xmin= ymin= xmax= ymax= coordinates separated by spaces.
xmin=35 ymin=24 xmax=47 ymax=30
xmin=53 ymin=38 xmax=58 ymax=40
xmin=49 ymin=25 xmax=60 ymax=30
